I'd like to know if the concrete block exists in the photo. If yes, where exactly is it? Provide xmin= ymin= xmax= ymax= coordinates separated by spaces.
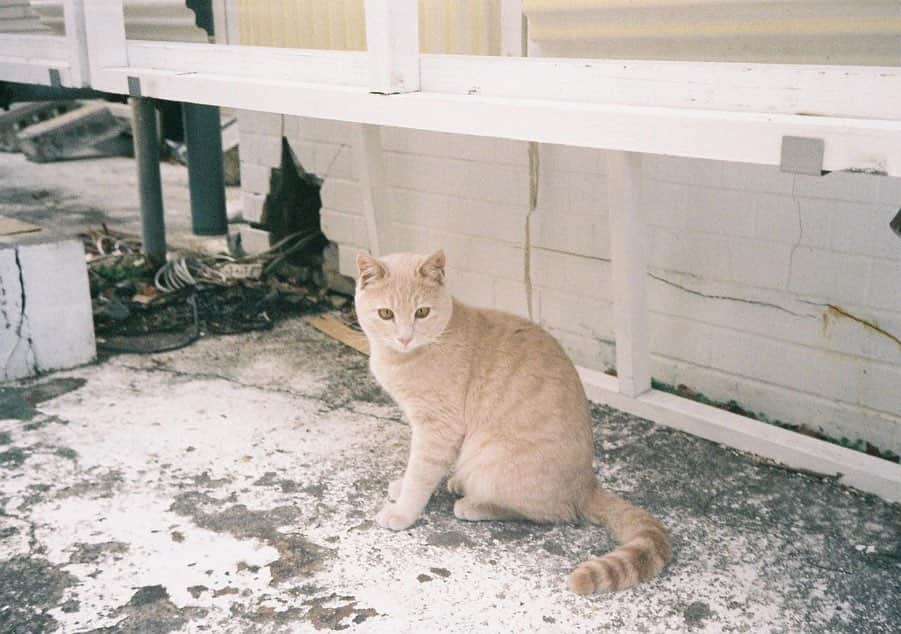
xmin=240 ymin=132 xmax=282 ymax=168
xmin=537 ymin=288 xmax=613 ymax=338
xmin=720 ymin=160 xmax=795 ymax=194
xmin=649 ymin=313 xmax=713 ymax=366
xmin=321 ymin=209 xmax=368 ymax=247
xmin=314 ymin=143 xmax=354 ymax=180
xmin=306 ymin=118 xmax=352 ymax=144
xmin=449 ymin=198 xmax=526 ymax=245
xmin=536 ymin=167 xmax=570 ymax=214
xmin=494 ymin=139 xmax=530 ymax=166
xmin=1 ymin=233 xmax=95 ymax=381
xmin=684 ymin=188 xmax=756 ymax=237
xmin=531 ymin=210 xmax=603 ymax=259
xmin=794 ymin=172 xmax=880 ymax=203
xmin=241 ymin=192 xmax=267 ymax=224
xmin=531 ymin=248 xmax=612 ymax=299
xmin=320 ymin=178 xmax=363 ymax=214
xmin=753 ymin=194 xmax=800 ymax=243
xmin=709 ymin=328 xmax=861 ymax=404
xmin=539 ymin=144 xmax=603 ymax=174
xmin=446 ymin=267 xmax=494 ymax=307
xmin=233 ymin=225 xmax=270 ymax=255
xmin=727 ymin=238 xmax=792 ymax=290
xmin=240 ymin=162 xmax=272 ymax=196
xmin=384 ymin=152 xmax=468 ymax=195
xmin=788 ymin=247 xmax=870 ymax=305
xmin=867 ymin=260 xmax=901 ymax=312
xmin=237 ymin=110 xmax=283 ymax=136
xmin=17 ymin=102 xmax=131 ymax=163
xmin=858 ymin=362 xmax=901 ymax=418
xmin=390 ymin=188 xmax=451 ymax=230
xmin=465 ymin=162 xmax=530 ymax=206
xmin=567 ymin=171 xmax=607 ymax=215
xmin=0 ymin=101 xmax=80 ymax=152
xmin=337 ymin=243 xmax=368 ymax=279
xmin=797 ymin=199 xmax=833 ymax=248
xmin=649 ymin=228 xmax=732 ymax=279
xmin=877 ymin=176 xmax=901 ymax=205
xmin=494 ymin=279 xmax=530 ymax=318
xmin=643 ymin=181 xmax=688 ymax=231
xmin=645 ymin=155 xmax=723 ymax=187
xmin=830 ymin=202 xmax=894 ymax=258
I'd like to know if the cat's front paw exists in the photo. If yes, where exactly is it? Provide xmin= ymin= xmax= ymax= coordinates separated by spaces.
xmin=387 ymin=478 xmax=403 ymax=501
xmin=375 ymin=503 xmax=418 ymax=531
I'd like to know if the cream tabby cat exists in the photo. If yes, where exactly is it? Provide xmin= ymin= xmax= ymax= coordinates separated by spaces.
xmin=355 ymin=250 xmax=671 ymax=594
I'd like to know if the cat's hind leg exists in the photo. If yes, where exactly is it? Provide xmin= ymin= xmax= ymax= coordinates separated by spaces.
xmin=454 ymin=498 xmax=518 ymax=522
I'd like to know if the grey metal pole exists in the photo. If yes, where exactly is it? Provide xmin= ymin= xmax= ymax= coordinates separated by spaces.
xmin=130 ymin=97 xmax=167 ymax=266
xmin=182 ymin=103 xmax=228 ymax=236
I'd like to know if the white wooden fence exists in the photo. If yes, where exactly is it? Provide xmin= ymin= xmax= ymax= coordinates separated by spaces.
xmin=1 ymin=0 xmax=900 ymax=501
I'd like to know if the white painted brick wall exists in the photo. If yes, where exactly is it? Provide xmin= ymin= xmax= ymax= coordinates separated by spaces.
xmin=240 ymin=112 xmax=901 ymax=455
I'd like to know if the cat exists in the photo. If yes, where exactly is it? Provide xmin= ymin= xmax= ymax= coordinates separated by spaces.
xmin=354 ymin=250 xmax=671 ymax=594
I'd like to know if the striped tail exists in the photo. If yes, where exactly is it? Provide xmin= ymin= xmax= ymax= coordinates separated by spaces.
xmin=568 ymin=485 xmax=672 ymax=594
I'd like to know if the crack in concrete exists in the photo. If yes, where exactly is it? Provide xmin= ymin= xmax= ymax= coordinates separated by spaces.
xmin=3 ymin=247 xmax=38 ymax=377
xmin=649 ymin=272 xmax=813 ymax=318
xmin=118 ymin=362 xmax=306 ymax=400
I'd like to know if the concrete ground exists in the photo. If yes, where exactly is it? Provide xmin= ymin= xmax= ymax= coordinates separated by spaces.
xmin=1 ymin=152 xmax=900 ymax=633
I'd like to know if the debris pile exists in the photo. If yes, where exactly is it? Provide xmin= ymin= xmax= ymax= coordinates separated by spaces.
xmin=83 ymin=227 xmax=353 ymax=354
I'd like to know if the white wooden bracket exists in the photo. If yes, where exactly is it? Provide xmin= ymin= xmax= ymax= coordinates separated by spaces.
xmin=780 ymin=136 xmax=825 ymax=176
xmin=363 ymin=0 xmax=420 ymax=94
xmin=606 ymin=151 xmax=651 ymax=397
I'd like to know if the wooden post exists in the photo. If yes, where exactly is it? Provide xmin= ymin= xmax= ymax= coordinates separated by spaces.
xmin=62 ymin=0 xmax=90 ymax=86
xmin=500 ymin=0 xmax=525 ymax=57
xmin=606 ymin=150 xmax=651 ymax=397
xmin=82 ymin=0 xmax=129 ymax=94
xmin=354 ymin=123 xmax=391 ymax=256
xmin=363 ymin=0 xmax=420 ymax=94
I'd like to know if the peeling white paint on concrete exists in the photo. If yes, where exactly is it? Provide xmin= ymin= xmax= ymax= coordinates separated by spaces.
xmin=1 ymin=319 xmax=899 ymax=633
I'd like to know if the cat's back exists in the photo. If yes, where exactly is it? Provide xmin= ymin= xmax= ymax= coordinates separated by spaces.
xmin=459 ymin=302 xmax=585 ymax=396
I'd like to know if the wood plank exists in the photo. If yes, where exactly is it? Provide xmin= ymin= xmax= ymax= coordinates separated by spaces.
xmin=107 ymin=66 xmax=901 ymax=176
xmin=304 ymin=314 xmax=370 ymax=356
xmin=577 ymin=366 xmax=901 ymax=503
xmin=606 ymin=151 xmax=650 ymax=397
xmin=0 ymin=216 xmax=42 ymax=236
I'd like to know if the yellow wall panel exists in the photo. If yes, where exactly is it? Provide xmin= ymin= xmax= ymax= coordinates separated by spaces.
xmin=235 ymin=0 xmax=500 ymax=54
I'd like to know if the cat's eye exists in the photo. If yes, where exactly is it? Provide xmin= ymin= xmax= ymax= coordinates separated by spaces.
xmin=377 ymin=308 xmax=394 ymax=320
xmin=415 ymin=307 xmax=431 ymax=319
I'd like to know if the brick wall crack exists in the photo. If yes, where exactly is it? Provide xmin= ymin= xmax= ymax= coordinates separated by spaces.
xmin=649 ymin=272 xmax=812 ymax=319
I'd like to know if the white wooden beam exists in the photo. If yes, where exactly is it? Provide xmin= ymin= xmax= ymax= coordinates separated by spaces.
xmin=577 ymin=367 xmax=901 ymax=504
xmin=353 ymin=124 xmax=391 ymax=256
xmin=363 ymin=0 xmax=420 ymax=94
xmin=109 ymin=64 xmax=901 ymax=176
xmin=606 ymin=151 xmax=650 ymax=397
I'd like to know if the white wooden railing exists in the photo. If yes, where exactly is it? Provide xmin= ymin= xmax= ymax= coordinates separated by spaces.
xmin=1 ymin=0 xmax=900 ymax=501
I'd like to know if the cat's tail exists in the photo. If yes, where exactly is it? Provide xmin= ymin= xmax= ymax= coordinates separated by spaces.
xmin=568 ymin=485 xmax=671 ymax=594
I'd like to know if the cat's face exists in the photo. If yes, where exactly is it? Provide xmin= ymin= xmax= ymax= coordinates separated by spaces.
xmin=354 ymin=250 xmax=453 ymax=353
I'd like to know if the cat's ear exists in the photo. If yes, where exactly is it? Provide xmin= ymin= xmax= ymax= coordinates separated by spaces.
xmin=356 ymin=253 xmax=387 ymax=289
xmin=418 ymin=250 xmax=446 ymax=285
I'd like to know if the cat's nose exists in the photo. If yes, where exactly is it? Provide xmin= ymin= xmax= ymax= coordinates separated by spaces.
xmin=397 ymin=336 xmax=412 ymax=347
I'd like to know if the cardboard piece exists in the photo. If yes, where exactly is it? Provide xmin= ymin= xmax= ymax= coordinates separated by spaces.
xmin=0 ymin=216 xmax=42 ymax=237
